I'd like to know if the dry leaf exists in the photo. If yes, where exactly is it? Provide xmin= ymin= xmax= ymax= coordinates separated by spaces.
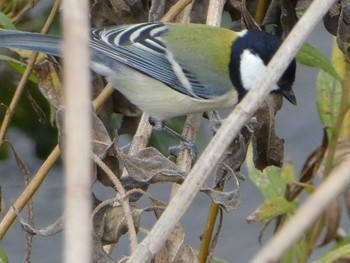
xmin=15 ymin=208 xmax=64 ymax=236
xmin=319 ymin=196 xmax=342 ymax=246
xmin=252 ymin=93 xmax=284 ymax=170
xmin=150 ymin=198 xmax=198 ymax=263
xmin=280 ymin=0 xmax=298 ymax=37
xmin=91 ymin=0 xmax=136 ymax=27
xmin=241 ymin=0 xmax=261 ymax=30
xmin=324 ymin=1 xmax=350 ymax=57
xmin=201 ymin=186 xmax=240 ymax=213
xmin=285 ymin=130 xmax=328 ymax=201
xmin=116 ymin=147 xmax=186 ymax=184
xmin=111 ymin=90 xmax=142 ymax=118
xmin=33 ymin=56 xmax=63 ymax=109
xmin=93 ymin=204 xmax=141 ymax=245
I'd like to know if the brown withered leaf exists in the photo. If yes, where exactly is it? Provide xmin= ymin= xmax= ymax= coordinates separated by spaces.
xmin=280 ymin=0 xmax=298 ymax=37
xmin=337 ymin=2 xmax=350 ymax=58
xmin=189 ymin=0 xmax=210 ymax=24
xmin=149 ymin=0 xmax=166 ymax=22
xmin=251 ymin=93 xmax=284 ymax=170
xmin=155 ymin=224 xmax=199 ymax=263
xmin=323 ymin=1 xmax=341 ymax=35
xmin=124 ymin=0 xmax=148 ymax=22
xmin=26 ymin=89 xmax=46 ymax=122
xmin=324 ymin=1 xmax=350 ymax=57
xmin=91 ymin=0 xmax=136 ymax=27
xmin=224 ymin=0 xmax=242 ymax=24
xmin=215 ymin=125 xmax=252 ymax=183
xmin=97 ymin=154 xmax=120 ymax=187
xmin=262 ymin=1 xmax=282 ymax=35
xmin=202 ymin=162 xmax=241 ymax=212
xmin=150 ymin=198 xmax=198 ymax=263
xmin=241 ymin=0 xmax=261 ymax=30
xmin=111 ymin=90 xmax=142 ymax=118
xmin=33 ymin=56 xmax=63 ymax=109
xmin=116 ymin=147 xmax=186 ymax=184
xmin=120 ymin=176 xmax=150 ymax=202
xmin=91 ymin=110 xmax=113 ymax=158
xmin=56 ymin=108 xmax=120 ymax=186
xmin=93 ymin=234 xmax=117 ymax=263
xmin=285 ymin=130 xmax=328 ymax=201
xmin=93 ymin=204 xmax=141 ymax=245
xmin=14 ymin=207 xmax=64 ymax=236
xmin=56 ymin=108 xmax=113 ymax=158
xmin=91 ymin=74 xmax=114 ymax=129
xmin=262 ymin=0 xmax=298 ymax=38
xmin=335 ymin=138 xmax=350 ymax=161
xmin=118 ymin=116 xmax=142 ymax=135
xmin=201 ymin=186 xmax=240 ymax=213
xmin=91 ymin=111 xmax=121 ymax=186
xmin=319 ymin=196 xmax=342 ymax=246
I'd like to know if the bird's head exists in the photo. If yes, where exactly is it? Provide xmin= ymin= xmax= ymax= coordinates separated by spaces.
xmin=229 ymin=30 xmax=297 ymax=105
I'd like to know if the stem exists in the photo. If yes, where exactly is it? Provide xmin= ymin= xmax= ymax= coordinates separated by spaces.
xmin=198 ymin=195 xmax=221 ymax=262
xmin=255 ymin=0 xmax=268 ymax=24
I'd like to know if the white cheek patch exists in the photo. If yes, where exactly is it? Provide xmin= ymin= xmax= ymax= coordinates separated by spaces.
xmin=239 ymin=49 xmax=266 ymax=91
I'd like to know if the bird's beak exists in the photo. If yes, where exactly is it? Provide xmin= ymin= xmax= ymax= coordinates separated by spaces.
xmin=281 ymin=89 xmax=297 ymax=105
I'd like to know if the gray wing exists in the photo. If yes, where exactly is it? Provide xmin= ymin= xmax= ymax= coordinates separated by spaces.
xmin=90 ymin=22 xmax=211 ymax=99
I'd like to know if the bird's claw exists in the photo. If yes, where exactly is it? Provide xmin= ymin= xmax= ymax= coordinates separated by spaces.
xmin=168 ymin=139 xmax=197 ymax=162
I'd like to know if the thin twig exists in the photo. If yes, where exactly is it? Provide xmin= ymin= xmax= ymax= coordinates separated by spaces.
xmin=160 ymin=0 xmax=193 ymax=22
xmin=127 ymin=0 xmax=337 ymax=261
xmin=62 ymin=0 xmax=92 ymax=260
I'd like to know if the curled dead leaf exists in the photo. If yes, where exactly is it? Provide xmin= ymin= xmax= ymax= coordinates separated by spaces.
xmin=116 ymin=147 xmax=186 ymax=184
xmin=33 ymin=56 xmax=63 ymax=109
xmin=252 ymin=93 xmax=285 ymax=170
xmin=201 ymin=184 xmax=240 ymax=213
xmin=319 ymin=196 xmax=342 ymax=246
xmin=93 ymin=204 xmax=141 ymax=245
xmin=286 ymin=130 xmax=328 ymax=201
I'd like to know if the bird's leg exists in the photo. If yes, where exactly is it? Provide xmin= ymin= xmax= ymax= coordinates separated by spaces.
xmin=148 ymin=116 xmax=197 ymax=161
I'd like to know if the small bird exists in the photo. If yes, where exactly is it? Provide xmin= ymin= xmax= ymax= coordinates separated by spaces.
xmin=0 ymin=22 xmax=297 ymax=122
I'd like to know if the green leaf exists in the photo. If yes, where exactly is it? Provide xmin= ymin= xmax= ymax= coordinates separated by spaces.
xmin=0 ymin=248 xmax=8 ymax=263
xmin=248 ymin=164 xmax=286 ymax=199
xmin=0 ymin=12 xmax=16 ymax=30
xmin=317 ymin=70 xmax=342 ymax=139
xmin=249 ymin=197 xmax=296 ymax=222
xmin=314 ymin=243 xmax=350 ymax=263
xmin=247 ymin=147 xmax=297 ymax=223
xmin=296 ymin=43 xmax=341 ymax=82
xmin=0 ymin=54 xmax=26 ymax=66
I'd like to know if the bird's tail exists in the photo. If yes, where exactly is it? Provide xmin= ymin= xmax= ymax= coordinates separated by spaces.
xmin=0 ymin=30 xmax=62 ymax=57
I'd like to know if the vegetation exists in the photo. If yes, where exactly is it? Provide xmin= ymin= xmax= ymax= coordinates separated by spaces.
xmin=0 ymin=0 xmax=350 ymax=262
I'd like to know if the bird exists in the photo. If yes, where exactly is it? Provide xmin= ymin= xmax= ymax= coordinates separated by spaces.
xmin=0 ymin=22 xmax=297 ymax=123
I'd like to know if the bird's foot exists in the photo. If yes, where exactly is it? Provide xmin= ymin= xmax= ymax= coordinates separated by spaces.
xmin=148 ymin=116 xmax=197 ymax=162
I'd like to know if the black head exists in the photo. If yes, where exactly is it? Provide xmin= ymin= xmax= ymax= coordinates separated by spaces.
xmin=229 ymin=30 xmax=297 ymax=105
